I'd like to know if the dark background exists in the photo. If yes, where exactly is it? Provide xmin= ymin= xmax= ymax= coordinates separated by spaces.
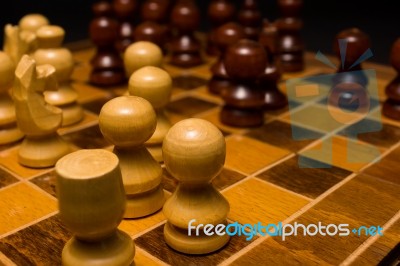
xmin=0 ymin=0 xmax=398 ymax=64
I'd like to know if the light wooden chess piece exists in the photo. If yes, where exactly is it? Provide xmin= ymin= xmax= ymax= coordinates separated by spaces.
xmin=129 ymin=66 xmax=172 ymax=162
xmin=124 ymin=41 xmax=163 ymax=78
xmin=56 ymin=149 xmax=135 ymax=266
xmin=3 ymin=24 xmax=37 ymax=64
xmin=33 ymin=25 xmax=84 ymax=126
xmin=12 ymin=55 xmax=70 ymax=168
xmin=163 ymin=118 xmax=230 ymax=254
xmin=0 ymin=51 xmax=24 ymax=145
xmin=19 ymin=14 xmax=49 ymax=33
xmin=99 ymin=95 xmax=165 ymax=218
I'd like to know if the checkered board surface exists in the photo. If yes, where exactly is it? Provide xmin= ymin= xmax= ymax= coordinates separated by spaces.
xmin=0 ymin=45 xmax=399 ymax=266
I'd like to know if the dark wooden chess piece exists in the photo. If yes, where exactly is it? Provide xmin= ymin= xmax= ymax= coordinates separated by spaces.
xmin=383 ymin=39 xmax=400 ymax=120
xmin=258 ymin=20 xmax=287 ymax=109
xmin=168 ymin=0 xmax=204 ymax=67
xmin=206 ymin=0 xmax=236 ymax=56
xmin=208 ymin=22 xmax=245 ymax=95
xmin=330 ymin=28 xmax=371 ymax=113
xmin=220 ymin=39 xmax=267 ymax=127
xmin=90 ymin=1 xmax=125 ymax=86
xmin=237 ymin=0 xmax=262 ymax=40
xmin=113 ymin=0 xmax=137 ymax=52
xmin=135 ymin=0 xmax=169 ymax=52
xmin=276 ymin=0 xmax=304 ymax=72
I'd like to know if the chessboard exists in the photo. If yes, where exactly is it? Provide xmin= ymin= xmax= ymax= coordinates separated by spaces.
xmin=0 ymin=43 xmax=399 ymax=266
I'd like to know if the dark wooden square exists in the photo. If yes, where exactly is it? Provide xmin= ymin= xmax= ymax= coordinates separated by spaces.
xmin=0 ymin=166 xmax=18 ymax=189
xmin=0 ymin=215 xmax=70 ymax=266
xmin=30 ymin=170 xmax=57 ymax=198
xmin=245 ymin=120 xmax=323 ymax=152
xmin=173 ymin=75 xmax=208 ymax=90
xmin=62 ymin=125 xmax=110 ymax=149
xmin=167 ymin=97 xmax=218 ymax=117
xmin=256 ymin=156 xmax=351 ymax=199
xmin=135 ymin=224 xmax=255 ymax=266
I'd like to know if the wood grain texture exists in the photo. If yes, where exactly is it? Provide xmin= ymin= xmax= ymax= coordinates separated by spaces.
xmin=225 ymin=135 xmax=291 ymax=175
xmin=0 ymin=183 xmax=57 ymax=235
xmin=223 ymin=178 xmax=310 ymax=225
xmin=0 ymin=214 xmax=70 ymax=266
xmin=0 ymin=167 xmax=18 ymax=189
xmin=167 ymin=96 xmax=218 ymax=117
xmin=233 ymin=174 xmax=400 ymax=265
xmin=339 ymin=119 xmax=400 ymax=148
xmin=30 ymin=170 xmax=57 ymax=197
xmin=172 ymin=75 xmax=208 ymax=90
xmin=352 ymin=219 xmax=400 ymax=266
xmin=62 ymin=125 xmax=111 ymax=149
xmin=362 ymin=146 xmax=400 ymax=185
xmin=135 ymin=223 xmax=256 ymax=266
xmin=245 ymin=120 xmax=323 ymax=152
xmin=300 ymin=135 xmax=385 ymax=172
xmin=257 ymin=156 xmax=351 ymax=199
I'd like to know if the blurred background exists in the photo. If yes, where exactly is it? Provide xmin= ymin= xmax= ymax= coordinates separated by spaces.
xmin=0 ymin=0 xmax=398 ymax=64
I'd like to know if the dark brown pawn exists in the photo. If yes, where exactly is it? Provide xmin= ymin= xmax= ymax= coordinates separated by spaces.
xmin=276 ymin=0 xmax=304 ymax=72
xmin=113 ymin=0 xmax=137 ymax=52
xmin=330 ymin=28 xmax=370 ymax=113
xmin=208 ymin=22 xmax=245 ymax=95
xmin=206 ymin=0 xmax=236 ymax=56
xmin=135 ymin=0 xmax=170 ymax=53
xmin=168 ymin=0 xmax=203 ymax=67
xmin=333 ymin=28 xmax=370 ymax=72
xmin=220 ymin=39 xmax=267 ymax=127
xmin=140 ymin=0 xmax=170 ymax=23
xmin=237 ymin=0 xmax=262 ymax=40
xmin=134 ymin=21 xmax=168 ymax=51
xmin=90 ymin=1 xmax=125 ymax=86
xmin=383 ymin=39 xmax=400 ymax=120
xmin=258 ymin=20 xmax=287 ymax=109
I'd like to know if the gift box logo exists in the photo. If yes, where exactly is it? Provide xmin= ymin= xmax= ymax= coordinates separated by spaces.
xmin=286 ymin=40 xmax=382 ymax=168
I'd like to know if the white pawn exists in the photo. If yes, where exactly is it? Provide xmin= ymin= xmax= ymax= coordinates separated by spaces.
xmin=33 ymin=25 xmax=83 ymax=126
xmin=124 ymin=41 xmax=163 ymax=78
xmin=99 ymin=95 xmax=165 ymax=218
xmin=163 ymin=118 xmax=230 ymax=254
xmin=129 ymin=66 xmax=172 ymax=161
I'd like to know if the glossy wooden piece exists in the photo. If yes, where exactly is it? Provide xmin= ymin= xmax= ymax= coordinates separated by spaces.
xmin=113 ymin=0 xmax=137 ymax=52
xmin=206 ymin=0 xmax=236 ymax=56
xmin=140 ymin=0 xmax=170 ymax=22
xmin=18 ymin=14 xmax=49 ymax=33
xmin=220 ymin=39 xmax=267 ymax=127
xmin=56 ymin=149 xmax=135 ymax=266
xmin=333 ymin=28 xmax=370 ymax=72
xmin=4 ymin=24 xmax=37 ymax=64
xmin=0 ymin=51 xmax=24 ymax=145
xmin=33 ymin=25 xmax=83 ymax=126
xmin=169 ymin=0 xmax=203 ymax=67
xmin=237 ymin=0 xmax=261 ymax=40
xmin=258 ymin=21 xmax=287 ymax=109
xmin=99 ymin=96 xmax=164 ymax=218
xmin=128 ymin=66 xmax=172 ymax=162
xmin=383 ymin=38 xmax=400 ymax=120
xmin=12 ymin=55 xmax=70 ymax=168
xmin=89 ymin=1 xmax=125 ymax=86
xmin=123 ymin=41 xmax=163 ymax=77
xmin=276 ymin=0 xmax=304 ymax=72
xmin=163 ymin=118 xmax=230 ymax=254
xmin=134 ymin=21 xmax=168 ymax=51
xmin=208 ymin=22 xmax=245 ymax=95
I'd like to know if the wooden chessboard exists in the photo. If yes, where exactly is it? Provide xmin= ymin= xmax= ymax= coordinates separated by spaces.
xmin=0 ymin=44 xmax=399 ymax=266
